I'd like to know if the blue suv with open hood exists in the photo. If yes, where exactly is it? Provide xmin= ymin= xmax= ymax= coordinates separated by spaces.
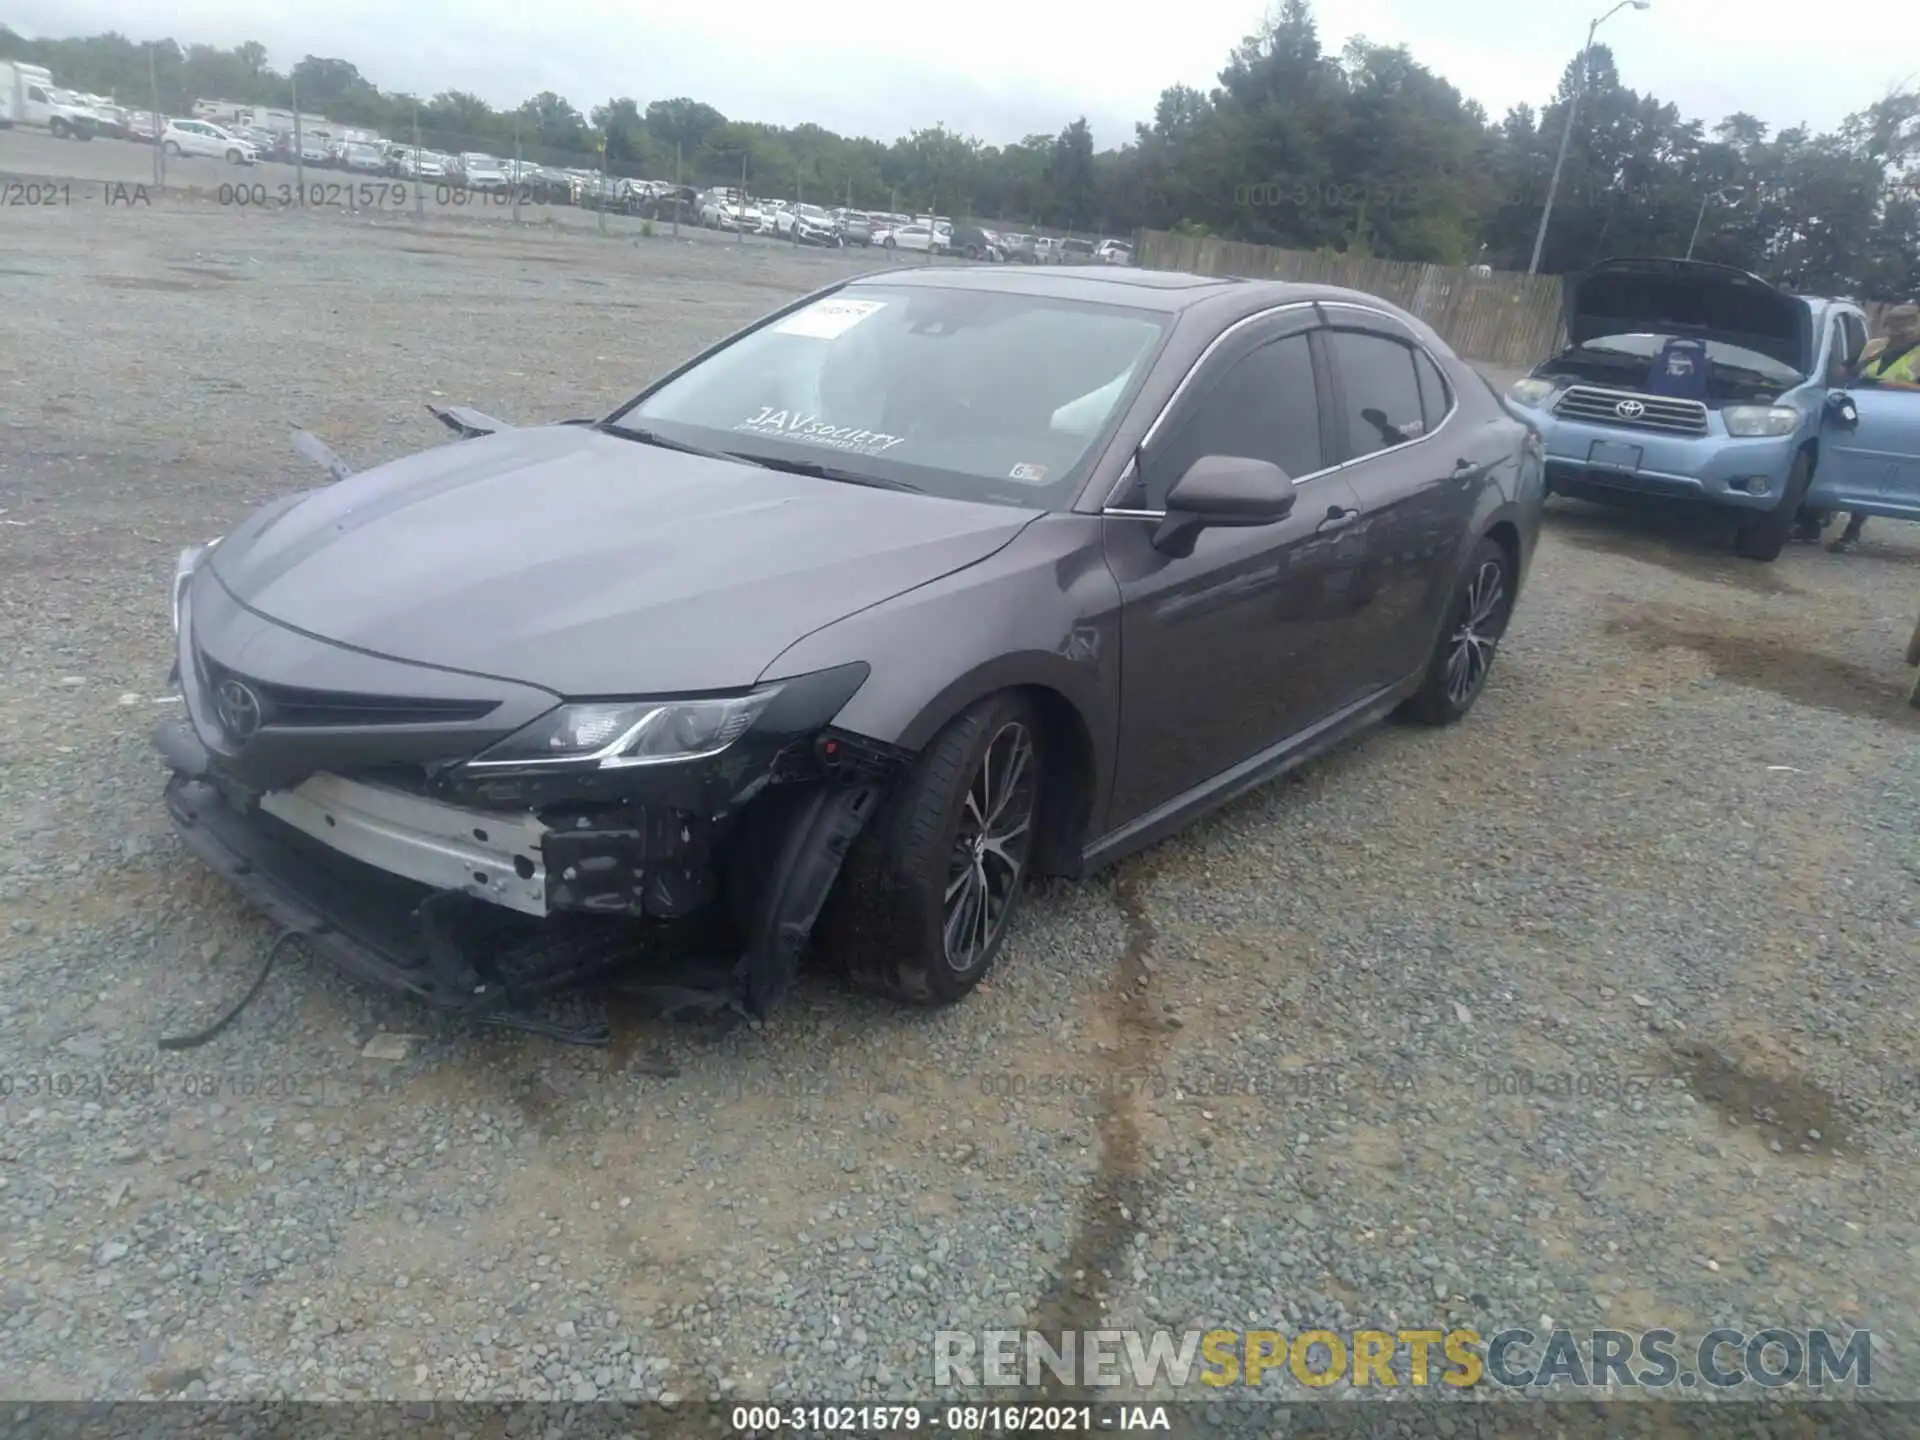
xmin=1501 ymin=256 xmax=1916 ymax=561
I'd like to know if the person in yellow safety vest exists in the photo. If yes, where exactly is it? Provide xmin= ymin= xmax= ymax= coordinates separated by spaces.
xmin=1828 ymin=303 xmax=1920 ymax=553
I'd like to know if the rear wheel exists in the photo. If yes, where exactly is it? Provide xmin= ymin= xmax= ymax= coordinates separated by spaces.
xmin=1402 ymin=537 xmax=1514 ymax=726
xmin=163 ymin=140 xmax=182 ymax=157
xmin=830 ymin=693 xmax=1042 ymax=1005
xmin=1732 ymin=451 xmax=1813 ymax=562
xmin=883 ymin=235 xmax=896 ymax=249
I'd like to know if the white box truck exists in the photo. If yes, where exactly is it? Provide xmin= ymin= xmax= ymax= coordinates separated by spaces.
xmin=0 ymin=61 xmax=104 ymax=138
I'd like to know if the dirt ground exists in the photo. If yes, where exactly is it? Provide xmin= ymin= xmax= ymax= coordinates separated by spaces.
xmin=1 ymin=165 xmax=1917 ymax=1410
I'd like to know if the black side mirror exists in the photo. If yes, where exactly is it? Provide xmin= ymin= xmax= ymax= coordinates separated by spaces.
xmin=1152 ymin=454 xmax=1297 ymax=557
xmin=1824 ymin=390 xmax=1859 ymax=429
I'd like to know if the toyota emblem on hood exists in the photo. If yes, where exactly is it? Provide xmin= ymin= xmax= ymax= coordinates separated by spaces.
xmin=1615 ymin=399 xmax=1646 ymax=419
xmin=214 ymin=678 xmax=263 ymax=741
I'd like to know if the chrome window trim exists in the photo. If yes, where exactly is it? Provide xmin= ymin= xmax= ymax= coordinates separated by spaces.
xmin=1102 ymin=299 xmax=1460 ymax=519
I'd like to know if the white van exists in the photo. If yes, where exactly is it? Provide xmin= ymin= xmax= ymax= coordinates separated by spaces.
xmin=0 ymin=62 xmax=106 ymax=139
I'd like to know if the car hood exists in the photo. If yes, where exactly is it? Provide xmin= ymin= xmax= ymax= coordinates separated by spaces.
xmin=209 ymin=424 xmax=1036 ymax=697
xmin=1564 ymin=256 xmax=1811 ymax=373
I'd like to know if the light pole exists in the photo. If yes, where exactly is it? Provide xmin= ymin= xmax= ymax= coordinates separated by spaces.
xmin=1685 ymin=187 xmax=1736 ymax=260
xmin=1527 ymin=0 xmax=1649 ymax=275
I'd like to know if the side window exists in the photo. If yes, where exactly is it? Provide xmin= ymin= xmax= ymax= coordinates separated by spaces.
xmin=27 ymin=86 xmax=47 ymax=103
xmin=1141 ymin=333 xmax=1323 ymax=508
xmin=1328 ymin=331 xmax=1427 ymax=458
xmin=1843 ymin=313 xmax=1868 ymax=365
xmin=1827 ymin=319 xmax=1852 ymax=383
xmin=1413 ymin=349 xmax=1452 ymax=432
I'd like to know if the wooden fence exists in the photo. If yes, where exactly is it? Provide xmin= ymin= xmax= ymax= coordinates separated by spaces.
xmin=1132 ymin=231 xmax=1566 ymax=367
xmin=1133 ymin=230 xmax=1911 ymax=369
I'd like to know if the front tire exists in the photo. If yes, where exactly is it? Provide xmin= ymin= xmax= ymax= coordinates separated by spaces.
xmin=883 ymin=235 xmax=896 ymax=249
xmin=1402 ymin=536 xmax=1514 ymax=726
xmin=830 ymin=693 xmax=1042 ymax=1005
xmin=163 ymin=140 xmax=182 ymax=157
xmin=1732 ymin=451 xmax=1813 ymax=562
xmin=50 ymin=118 xmax=70 ymax=139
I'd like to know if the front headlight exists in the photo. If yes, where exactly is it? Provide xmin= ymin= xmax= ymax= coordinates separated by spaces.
xmin=1508 ymin=377 xmax=1557 ymax=408
xmin=468 ymin=687 xmax=783 ymax=770
xmin=1722 ymin=405 xmax=1800 ymax=437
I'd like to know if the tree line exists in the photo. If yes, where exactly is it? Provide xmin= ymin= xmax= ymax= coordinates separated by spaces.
xmin=4 ymin=3 xmax=1915 ymax=296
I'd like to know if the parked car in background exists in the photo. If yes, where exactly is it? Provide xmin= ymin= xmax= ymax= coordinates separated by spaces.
xmin=81 ymin=95 xmax=129 ymax=138
xmin=160 ymin=118 xmax=256 ymax=164
xmin=998 ymin=233 xmax=1039 ymax=263
xmin=778 ymin=203 xmax=843 ymax=245
xmin=828 ymin=209 xmax=872 ymax=245
xmin=947 ymin=224 xmax=1003 ymax=261
xmin=457 ymin=154 xmax=511 ymax=191
xmin=155 ymin=266 xmax=1542 ymax=1027
xmin=1031 ymin=236 xmax=1062 ymax=263
xmin=1060 ymin=237 xmax=1097 ymax=263
xmin=338 ymin=142 xmax=388 ymax=174
xmin=876 ymin=222 xmax=946 ymax=253
xmin=1096 ymin=240 xmax=1134 ymax=265
xmin=122 ymin=109 xmax=160 ymax=142
xmin=1504 ymin=256 xmax=1895 ymax=562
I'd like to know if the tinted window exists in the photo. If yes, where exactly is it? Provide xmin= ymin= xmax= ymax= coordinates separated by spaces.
xmin=1329 ymin=331 xmax=1427 ymax=458
xmin=1144 ymin=334 xmax=1322 ymax=507
xmin=1413 ymin=349 xmax=1451 ymax=431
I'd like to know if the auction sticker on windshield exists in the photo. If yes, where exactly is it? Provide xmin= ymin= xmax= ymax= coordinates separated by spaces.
xmin=772 ymin=299 xmax=886 ymax=339
xmin=736 ymin=407 xmax=907 ymax=454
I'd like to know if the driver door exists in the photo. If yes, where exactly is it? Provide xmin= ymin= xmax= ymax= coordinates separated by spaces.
xmin=1101 ymin=312 xmax=1370 ymax=830
xmin=1812 ymin=382 xmax=1920 ymax=522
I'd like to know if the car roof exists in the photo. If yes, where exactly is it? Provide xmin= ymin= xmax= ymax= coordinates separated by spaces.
xmin=844 ymin=264 xmax=1365 ymax=318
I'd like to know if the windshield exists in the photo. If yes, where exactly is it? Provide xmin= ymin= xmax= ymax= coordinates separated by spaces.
xmin=1574 ymin=331 xmax=1803 ymax=384
xmin=609 ymin=286 xmax=1168 ymax=509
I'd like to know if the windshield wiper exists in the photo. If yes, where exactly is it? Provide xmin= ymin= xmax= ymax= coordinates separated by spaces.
xmin=727 ymin=452 xmax=923 ymax=492
xmin=592 ymin=421 xmax=747 ymax=465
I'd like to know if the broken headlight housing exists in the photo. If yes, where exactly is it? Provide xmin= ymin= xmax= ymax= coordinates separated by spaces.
xmin=467 ymin=688 xmax=783 ymax=770
xmin=171 ymin=537 xmax=223 ymax=635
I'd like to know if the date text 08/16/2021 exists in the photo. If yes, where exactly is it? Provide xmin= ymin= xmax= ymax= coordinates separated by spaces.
xmin=727 ymin=1404 xmax=1164 ymax=1433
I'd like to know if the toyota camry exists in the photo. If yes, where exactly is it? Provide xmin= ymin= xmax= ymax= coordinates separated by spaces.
xmin=157 ymin=265 xmax=1543 ymax=1039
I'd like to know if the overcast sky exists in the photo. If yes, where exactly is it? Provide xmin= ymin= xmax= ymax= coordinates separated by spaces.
xmin=14 ymin=0 xmax=1913 ymax=149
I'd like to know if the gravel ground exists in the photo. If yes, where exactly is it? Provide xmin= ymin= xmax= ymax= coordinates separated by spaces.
xmin=1 ymin=173 xmax=1917 ymax=1411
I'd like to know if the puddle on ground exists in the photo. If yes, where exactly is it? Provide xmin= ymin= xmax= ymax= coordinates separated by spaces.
xmin=1022 ymin=866 xmax=1170 ymax=1401
xmin=1548 ymin=506 xmax=1806 ymax=596
xmin=1607 ymin=609 xmax=1919 ymax=728
xmin=1667 ymin=1040 xmax=1849 ymax=1156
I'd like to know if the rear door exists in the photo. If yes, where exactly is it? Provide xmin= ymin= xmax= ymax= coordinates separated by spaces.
xmin=1316 ymin=317 xmax=1480 ymax=690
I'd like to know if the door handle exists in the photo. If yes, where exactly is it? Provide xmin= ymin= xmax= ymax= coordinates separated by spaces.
xmin=1317 ymin=506 xmax=1359 ymax=534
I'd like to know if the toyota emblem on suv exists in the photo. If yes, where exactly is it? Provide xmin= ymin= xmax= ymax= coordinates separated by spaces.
xmin=1615 ymin=399 xmax=1646 ymax=419
xmin=214 ymin=678 xmax=263 ymax=741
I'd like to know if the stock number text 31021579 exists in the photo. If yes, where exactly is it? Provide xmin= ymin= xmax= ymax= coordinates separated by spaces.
xmin=218 ymin=181 xmax=411 ymax=210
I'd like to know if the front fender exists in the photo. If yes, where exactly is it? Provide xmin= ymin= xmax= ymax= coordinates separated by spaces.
xmin=756 ymin=513 xmax=1121 ymax=839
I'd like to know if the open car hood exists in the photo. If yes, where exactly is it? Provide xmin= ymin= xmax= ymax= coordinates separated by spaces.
xmin=1564 ymin=257 xmax=1812 ymax=374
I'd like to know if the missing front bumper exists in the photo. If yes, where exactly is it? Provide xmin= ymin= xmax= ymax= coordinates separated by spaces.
xmin=155 ymin=715 xmax=900 ymax=1017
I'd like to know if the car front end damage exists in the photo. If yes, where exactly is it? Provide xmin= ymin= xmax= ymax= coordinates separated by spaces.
xmin=156 ymin=537 xmax=905 ymax=1035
